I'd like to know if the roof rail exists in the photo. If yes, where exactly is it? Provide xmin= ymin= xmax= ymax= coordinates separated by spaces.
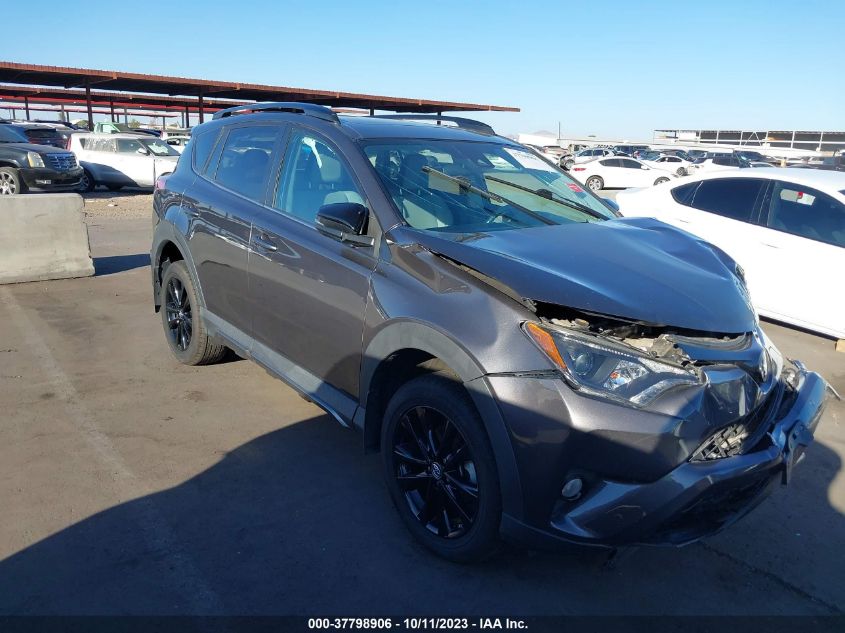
xmin=371 ymin=114 xmax=495 ymax=136
xmin=212 ymin=102 xmax=339 ymax=123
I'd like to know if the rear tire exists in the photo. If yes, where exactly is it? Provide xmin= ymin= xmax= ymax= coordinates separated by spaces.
xmin=0 ymin=167 xmax=22 ymax=195
xmin=654 ymin=177 xmax=670 ymax=185
xmin=382 ymin=373 xmax=501 ymax=563
xmin=159 ymin=261 xmax=227 ymax=366
xmin=563 ymin=159 xmax=574 ymax=170
xmin=585 ymin=176 xmax=603 ymax=192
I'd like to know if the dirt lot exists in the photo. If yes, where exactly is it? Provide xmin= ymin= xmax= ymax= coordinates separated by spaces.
xmin=0 ymin=191 xmax=843 ymax=615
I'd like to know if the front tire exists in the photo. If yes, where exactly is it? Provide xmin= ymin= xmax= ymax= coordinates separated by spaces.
xmin=159 ymin=261 xmax=227 ymax=365
xmin=585 ymin=175 xmax=604 ymax=192
xmin=654 ymin=176 xmax=670 ymax=185
xmin=78 ymin=168 xmax=95 ymax=193
xmin=0 ymin=167 xmax=22 ymax=195
xmin=382 ymin=373 xmax=501 ymax=563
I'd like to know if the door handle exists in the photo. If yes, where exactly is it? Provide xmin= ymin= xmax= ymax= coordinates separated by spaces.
xmin=761 ymin=242 xmax=780 ymax=249
xmin=253 ymin=235 xmax=278 ymax=252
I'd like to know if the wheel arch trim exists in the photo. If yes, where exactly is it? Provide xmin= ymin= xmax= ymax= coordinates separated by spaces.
xmin=151 ymin=221 xmax=206 ymax=312
xmin=358 ymin=320 xmax=525 ymax=520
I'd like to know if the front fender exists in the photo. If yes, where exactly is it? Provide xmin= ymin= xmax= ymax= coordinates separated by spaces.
xmin=358 ymin=320 xmax=525 ymax=521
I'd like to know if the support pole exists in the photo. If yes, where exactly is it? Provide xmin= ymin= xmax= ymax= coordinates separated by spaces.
xmin=198 ymin=92 xmax=205 ymax=124
xmin=110 ymin=100 xmax=115 ymax=122
xmin=24 ymin=97 xmax=30 ymax=120
xmin=85 ymin=81 xmax=94 ymax=132
xmin=184 ymin=105 xmax=189 ymax=128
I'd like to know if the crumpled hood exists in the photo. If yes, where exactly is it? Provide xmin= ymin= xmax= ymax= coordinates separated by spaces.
xmin=412 ymin=217 xmax=756 ymax=333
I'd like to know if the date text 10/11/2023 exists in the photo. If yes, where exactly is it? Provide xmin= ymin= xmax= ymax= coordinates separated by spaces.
xmin=307 ymin=618 xmax=528 ymax=630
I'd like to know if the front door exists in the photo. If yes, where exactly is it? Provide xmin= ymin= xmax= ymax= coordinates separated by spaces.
xmin=753 ymin=180 xmax=845 ymax=335
xmin=248 ymin=128 xmax=378 ymax=408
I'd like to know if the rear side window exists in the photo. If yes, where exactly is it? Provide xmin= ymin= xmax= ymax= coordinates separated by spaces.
xmin=599 ymin=159 xmax=618 ymax=167
xmin=767 ymin=181 xmax=845 ymax=248
xmin=687 ymin=178 xmax=764 ymax=221
xmin=192 ymin=129 xmax=219 ymax=174
xmin=620 ymin=159 xmax=641 ymax=169
xmin=213 ymin=126 xmax=279 ymax=202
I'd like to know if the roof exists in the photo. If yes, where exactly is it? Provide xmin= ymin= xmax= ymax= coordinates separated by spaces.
xmin=690 ymin=167 xmax=845 ymax=192
xmin=339 ymin=116 xmax=510 ymax=142
xmin=0 ymin=61 xmax=519 ymax=114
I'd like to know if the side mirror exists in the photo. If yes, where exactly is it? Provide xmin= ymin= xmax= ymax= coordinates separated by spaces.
xmin=136 ymin=147 xmax=150 ymax=155
xmin=316 ymin=202 xmax=374 ymax=247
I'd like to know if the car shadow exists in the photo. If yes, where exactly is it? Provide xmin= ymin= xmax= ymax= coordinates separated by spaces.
xmin=0 ymin=409 xmax=841 ymax=616
xmin=93 ymin=254 xmax=151 ymax=276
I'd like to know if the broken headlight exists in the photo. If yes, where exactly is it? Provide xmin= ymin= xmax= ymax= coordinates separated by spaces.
xmin=523 ymin=322 xmax=700 ymax=407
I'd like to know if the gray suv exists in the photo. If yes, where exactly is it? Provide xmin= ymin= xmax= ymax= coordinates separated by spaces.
xmin=151 ymin=103 xmax=830 ymax=562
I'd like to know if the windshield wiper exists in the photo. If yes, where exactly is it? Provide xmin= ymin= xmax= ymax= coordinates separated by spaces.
xmin=484 ymin=175 xmax=609 ymax=221
xmin=421 ymin=166 xmax=556 ymax=226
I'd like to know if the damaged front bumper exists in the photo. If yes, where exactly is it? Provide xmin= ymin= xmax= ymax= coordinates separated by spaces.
xmin=496 ymin=363 xmax=831 ymax=549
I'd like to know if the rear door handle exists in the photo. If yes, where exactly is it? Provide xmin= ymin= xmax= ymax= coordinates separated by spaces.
xmin=253 ymin=235 xmax=278 ymax=252
xmin=761 ymin=242 xmax=780 ymax=249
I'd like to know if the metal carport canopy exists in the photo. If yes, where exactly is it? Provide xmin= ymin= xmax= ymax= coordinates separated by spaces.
xmin=0 ymin=61 xmax=518 ymax=116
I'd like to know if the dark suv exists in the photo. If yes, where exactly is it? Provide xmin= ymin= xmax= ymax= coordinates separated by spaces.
xmin=0 ymin=125 xmax=82 ymax=194
xmin=151 ymin=103 xmax=830 ymax=561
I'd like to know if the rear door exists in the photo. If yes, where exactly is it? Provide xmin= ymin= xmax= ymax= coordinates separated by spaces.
xmin=617 ymin=158 xmax=651 ymax=187
xmin=248 ymin=127 xmax=378 ymax=410
xmin=183 ymin=123 xmax=283 ymax=339
xmin=753 ymin=180 xmax=845 ymax=335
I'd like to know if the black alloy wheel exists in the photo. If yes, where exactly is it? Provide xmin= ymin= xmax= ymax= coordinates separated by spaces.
xmin=165 ymin=276 xmax=192 ymax=352
xmin=392 ymin=404 xmax=479 ymax=539
xmin=158 ymin=261 xmax=227 ymax=365
xmin=382 ymin=373 xmax=501 ymax=562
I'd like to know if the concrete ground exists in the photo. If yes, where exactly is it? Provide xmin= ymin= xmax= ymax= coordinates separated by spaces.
xmin=0 ymin=192 xmax=842 ymax=615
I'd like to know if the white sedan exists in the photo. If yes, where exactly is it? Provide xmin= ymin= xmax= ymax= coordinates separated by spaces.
xmin=617 ymin=168 xmax=845 ymax=340
xmin=641 ymin=154 xmax=693 ymax=176
xmin=570 ymin=157 xmax=676 ymax=191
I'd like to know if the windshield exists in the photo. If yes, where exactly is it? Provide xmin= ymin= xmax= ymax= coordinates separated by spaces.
xmin=0 ymin=126 xmax=28 ymax=143
xmin=141 ymin=138 xmax=179 ymax=156
xmin=363 ymin=140 xmax=616 ymax=232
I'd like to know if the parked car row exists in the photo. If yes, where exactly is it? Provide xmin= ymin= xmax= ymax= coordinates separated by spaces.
xmin=0 ymin=118 xmax=189 ymax=194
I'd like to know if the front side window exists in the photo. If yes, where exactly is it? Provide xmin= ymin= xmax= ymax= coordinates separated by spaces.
xmin=767 ymin=181 xmax=845 ymax=247
xmin=363 ymin=140 xmax=615 ymax=232
xmin=687 ymin=178 xmax=764 ymax=221
xmin=117 ymin=138 xmax=145 ymax=154
xmin=274 ymin=132 xmax=363 ymax=223
xmin=214 ymin=125 xmax=278 ymax=202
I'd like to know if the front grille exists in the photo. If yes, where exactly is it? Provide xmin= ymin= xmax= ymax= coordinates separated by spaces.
xmin=691 ymin=381 xmax=785 ymax=462
xmin=44 ymin=153 xmax=78 ymax=171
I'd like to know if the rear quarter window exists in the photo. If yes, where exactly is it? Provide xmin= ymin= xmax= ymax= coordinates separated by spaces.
xmin=671 ymin=181 xmax=699 ymax=205
xmin=192 ymin=129 xmax=220 ymax=174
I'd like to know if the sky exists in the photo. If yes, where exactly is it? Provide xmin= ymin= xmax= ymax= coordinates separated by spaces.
xmin=1 ymin=0 xmax=842 ymax=140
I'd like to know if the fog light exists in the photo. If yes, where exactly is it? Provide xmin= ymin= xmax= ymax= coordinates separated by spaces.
xmin=561 ymin=477 xmax=583 ymax=500
xmin=35 ymin=179 xmax=52 ymax=185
